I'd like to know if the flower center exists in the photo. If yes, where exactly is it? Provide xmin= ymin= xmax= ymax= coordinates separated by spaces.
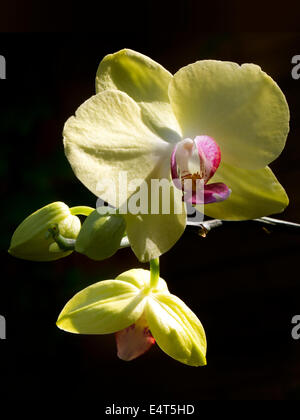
xmin=171 ymin=135 xmax=221 ymax=186
xmin=181 ymin=172 xmax=203 ymax=193
xmin=170 ymin=135 xmax=231 ymax=205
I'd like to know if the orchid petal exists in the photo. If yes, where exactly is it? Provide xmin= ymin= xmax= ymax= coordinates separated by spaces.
xmin=123 ymin=183 xmax=186 ymax=262
xmin=115 ymin=269 xmax=169 ymax=293
xmin=56 ymin=279 xmax=146 ymax=335
xmin=146 ymin=293 xmax=207 ymax=367
xmin=63 ymin=89 xmax=172 ymax=208
xmin=201 ymin=162 xmax=289 ymax=220
xmin=115 ymin=313 xmax=155 ymax=361
xmin=169 ymin=60 xmax=289 ymax=170
xmin=96 ymin=49 xmax=181 ymax=143
xmin=64 ymin=89 xmax=186 ymax=262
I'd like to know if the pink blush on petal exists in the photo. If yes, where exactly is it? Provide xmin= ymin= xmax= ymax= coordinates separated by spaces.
xmin=115 ymin=319 xmax=155 ymax=362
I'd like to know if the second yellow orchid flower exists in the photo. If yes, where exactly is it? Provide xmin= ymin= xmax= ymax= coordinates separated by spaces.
xmin=57 ymin=263 xmax=207 ymax=367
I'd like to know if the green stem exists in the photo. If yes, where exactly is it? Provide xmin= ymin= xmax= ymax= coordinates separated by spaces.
xmin=70 ymin=206 xmax=94 ymax=217
xmin=255 ymin=217 xmax=300 ymax=228
xmin=48 ymin=225 xmax=76 ymax=251
xmin=187 ymin=217 xmax=300 ymax=233
xmin=150 ymin=258 xmax=160 ymax=289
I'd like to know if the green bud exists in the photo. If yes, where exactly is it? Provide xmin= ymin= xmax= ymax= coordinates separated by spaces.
xmin=9 ymin=202 xmax=81 ymax=261
xmin=75 ymin=208 xmax=126 ymax=261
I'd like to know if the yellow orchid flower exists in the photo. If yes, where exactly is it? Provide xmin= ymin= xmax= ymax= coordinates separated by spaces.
xmin=57 ymin=262 xmax=207 ymax=367
xmin=63 ymin=49 xmax=289 ymax=262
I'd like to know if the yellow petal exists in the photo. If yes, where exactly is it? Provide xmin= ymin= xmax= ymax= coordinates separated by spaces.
xmin=96 ymin=48 xmax=181 ymax=142
xmin=57 ymin=279 xmax=146 ymax=335
xmin=146 ymin=293 xmax=207 ymax=366
xmin=169 ymin=60 xmax=289 ymax=170
xmin=202 ymin=163 xmax=289 ymax=220
xmin=63 ymin=90 xmax=172 ymax=207
xmin=123 ymin=182 xmax=186 ymax=262
xmin=115 ymin=268 xmax=169 ymax=293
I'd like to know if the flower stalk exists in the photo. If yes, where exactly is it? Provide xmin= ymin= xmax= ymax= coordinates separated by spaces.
xmin=70 ymin=206 xmax=94 ymax=217
xmin=150 ymin=258 xmax=160 ymax=289
xmin=187 ymin=217 xmax=300 ymax=232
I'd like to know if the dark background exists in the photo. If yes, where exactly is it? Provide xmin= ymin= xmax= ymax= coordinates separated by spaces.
xmin=1 ymin=2 xmax=300 ymax=403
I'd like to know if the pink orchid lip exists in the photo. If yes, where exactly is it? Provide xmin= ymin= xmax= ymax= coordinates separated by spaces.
xmin=184 ymin=182 xmax=232 ymax=205
xmin=115 ymin=315 xmax=155 ymax=361
xmin=170 ymin=135 xmax=231 ymax=205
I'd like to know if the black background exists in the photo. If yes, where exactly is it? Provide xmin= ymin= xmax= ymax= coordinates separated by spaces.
xmin=1 ymin=1 xmax=300 ymax=403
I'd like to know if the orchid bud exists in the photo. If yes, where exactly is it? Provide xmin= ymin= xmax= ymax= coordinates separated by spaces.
xmin=8 ymin=202 xmax=81 ymax=261
xmin=75 ymin=208 xmax=126 ymax=261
